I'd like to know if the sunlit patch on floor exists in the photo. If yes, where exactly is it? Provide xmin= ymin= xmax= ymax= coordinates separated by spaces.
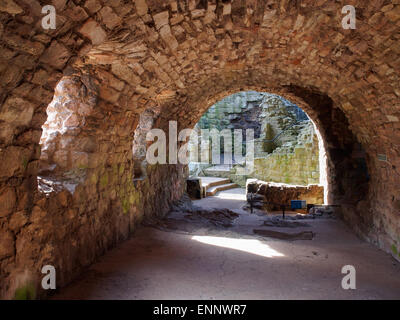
xmin=191 ymin=235 xmax=284 ymax=258
xmin=214 ymin=190 xmax=247 ymax=201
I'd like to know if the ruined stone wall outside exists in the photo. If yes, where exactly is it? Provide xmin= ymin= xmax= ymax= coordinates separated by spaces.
xmin=189 ymin=91 xmax=320 ymax=186
xmin=247 ymin=179 xmax=324 ymax=211
xmin=253 ymin=125 xmax=320 ymax=186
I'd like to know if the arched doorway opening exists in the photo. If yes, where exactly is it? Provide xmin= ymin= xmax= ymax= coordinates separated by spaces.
xmin=187 ymin=91 xmax=330 ymax=208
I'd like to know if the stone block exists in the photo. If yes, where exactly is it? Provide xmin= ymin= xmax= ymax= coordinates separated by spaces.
xmin=153 ymin=11 xmax=169 ymax=30
xmin=99 ymin=6 xmax=122 ymax=29
xmin=9 ymin=210 xmax=28 ymax=232
xmin=64 ymin=114 xmax=80 ymax=127
xmin=0 ymin=231 xmax=14 ymax=260
xmin=29 ymin=205 xmax=47 ymax=224
xmin=3 ymin=34 xmax=44 ymax=56
xmin=39 ymin=41 xmax=71 ymax=69
xmin=53 ymin=150 xmax=68 ymax=168
xmin=100 ymin=86 xmax=120 ymax=103
xmin=111 ymin=62 xmax=141 ymax=84
xmin=159 ymin=25 xmax=179 ymax=51
xmin=71 ymin=151 xmax=89 ymax=169
xmin=57 ymin=190 xmax=69 ymax=207
xmin=78 ymin=19 xmax=107 ymax=45
xmin=0 ymin=96 xmax=35 ymax=126
xmin=65 ymin=5 xmax=88 ymax=22
xmin=84 ymin=0 xmax=102 ymax=14
xmin=0 ymin=187 xmax=16 ymax=217
xmin=0 ymin=146 xmax=31 ymax=179
xmin=135 ymin=0 xmax=148 ymax=16
xmin=0 ymin=0 xmax=22 ymax=15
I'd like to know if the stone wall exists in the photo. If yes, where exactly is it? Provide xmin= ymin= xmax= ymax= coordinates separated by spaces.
xmin=189 ymin=91 xmax=320 ymax=186
xmin=0 ymin=68 xmax=186 ymax=299
xmin=247 ymin=179 xmax=324 ymax=211
xmin=197 ymin=91 xmax=265 ymax=136
xmin=2 ymin=152 xmax=185 ymax=299
xmin=253 ymin=124 xmax=320 ymax=185
xmin=0 ymin=0 xmax=399 ymax=299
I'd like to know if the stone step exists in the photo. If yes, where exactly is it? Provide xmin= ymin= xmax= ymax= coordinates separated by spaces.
xmin=198 ymin=177 xmax=231 ymax=189
xmin=204 ymin=164 xmax=232 ymax=173
xmin=206 ymin=183 xmax=239 ymax=197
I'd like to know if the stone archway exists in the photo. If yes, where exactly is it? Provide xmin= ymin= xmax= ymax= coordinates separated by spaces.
xmin=0 ymin=0 xmax=399 ymax=299
xmin=168 ymin=82 xmax=370 ymax=229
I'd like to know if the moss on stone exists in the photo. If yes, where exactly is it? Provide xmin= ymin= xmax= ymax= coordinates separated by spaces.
xmin=284 ymin=176 xmax=290 ymax=183
xmin=263 ymin=123 xmax=277 ymax=153
xmin=13 ymin=283 xmax=36 ymax=300
xmin=90 ymin=173 xmax=98 ymax=184
xmin=119 ymin=163 xmax=125 ymax=176
xmin=22 ymin=157 xmax=28 ymax=170
xmin=392 ymin=244 xmax=398 ymax=256
xmin=122 ymin=198 xmax=129 ymax=214
xmin=100 ymin=173 xmax=109 ymax=188
xmin=129 ymin=192 xmax=139 ymax=205
xmin=112 ymin=163 xmax=119 ymax=177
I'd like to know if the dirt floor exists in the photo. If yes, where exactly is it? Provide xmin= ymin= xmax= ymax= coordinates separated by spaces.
xmin=53 ymin=188 xmax=400 ymax=300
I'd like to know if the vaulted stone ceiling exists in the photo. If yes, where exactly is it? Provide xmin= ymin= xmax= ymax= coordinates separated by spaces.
xmin=0 ymin=0 xmax=399 ymax=299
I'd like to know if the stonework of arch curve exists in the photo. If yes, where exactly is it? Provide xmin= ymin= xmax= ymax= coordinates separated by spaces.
xmin=157 ymin=80 xmax=370 ymax=218
xmin=0 ymin=0 xmax=399 ymax=299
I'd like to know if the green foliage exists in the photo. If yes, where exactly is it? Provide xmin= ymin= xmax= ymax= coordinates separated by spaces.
xmin=263 ymin=123 xmax=277 ymax=154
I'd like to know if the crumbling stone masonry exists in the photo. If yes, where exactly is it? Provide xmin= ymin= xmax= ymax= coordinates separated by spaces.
xmin=0 ymin=0 xmax=399 ymax=299
xmin=188 ymin=92 xmax=321 ymax=186
xmin=247 ymin=179 xmax=324 ymax=212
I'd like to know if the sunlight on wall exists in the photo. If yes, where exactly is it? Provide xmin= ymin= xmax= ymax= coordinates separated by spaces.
xmin=312 ymin=120 xmax=329 ymax=204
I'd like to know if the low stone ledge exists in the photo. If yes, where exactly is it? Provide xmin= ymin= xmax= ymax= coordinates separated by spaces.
xmin=246 ymin=179 xmax=324 ymax=211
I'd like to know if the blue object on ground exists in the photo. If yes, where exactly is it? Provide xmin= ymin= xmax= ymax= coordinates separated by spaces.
xmin=291 ymin=200 xmax=306 ymax=210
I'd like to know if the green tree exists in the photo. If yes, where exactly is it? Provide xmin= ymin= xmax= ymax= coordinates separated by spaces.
xmin=263 ymin=123 xmax=277 ymax=153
